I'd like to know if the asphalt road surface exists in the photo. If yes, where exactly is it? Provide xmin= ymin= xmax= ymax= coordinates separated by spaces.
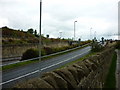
xmin=1 ymin=46 xmax=91 ymax=88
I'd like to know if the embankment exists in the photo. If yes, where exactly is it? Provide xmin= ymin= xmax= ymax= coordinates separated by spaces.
xmin=2 ymin=42 xmax=68 ymax=59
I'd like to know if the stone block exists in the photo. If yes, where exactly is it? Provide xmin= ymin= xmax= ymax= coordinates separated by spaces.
xmin=14 ymin=78 xmax=53 ymax=88
xmin=41 ymin=72 xmax=68 ymax=89
xmin=53 ymin=68 xmax=78 ymax=88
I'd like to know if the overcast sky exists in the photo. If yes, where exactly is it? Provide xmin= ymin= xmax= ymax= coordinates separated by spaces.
xmin=0 ymin=0 xmax=119 ymax=40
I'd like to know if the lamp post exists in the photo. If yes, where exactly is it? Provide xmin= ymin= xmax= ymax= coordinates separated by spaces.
xmin=59 ymin=32 xmax=62 ymax=39
xmin=74 ymin=21 xmax=77 ymax=40
xmin=39 ymin=0 xmax=42 ymax=72
xmin=90 ymin=27 xmax=92 ymax=40
xmin=94 ymin=31 xmax=96 ymax=40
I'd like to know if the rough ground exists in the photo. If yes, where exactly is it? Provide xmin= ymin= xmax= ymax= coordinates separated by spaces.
xmin=116 ymin=49 xmax=120 ymax=89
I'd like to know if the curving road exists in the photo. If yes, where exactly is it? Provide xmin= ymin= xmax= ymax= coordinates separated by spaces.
xmin=1 ymin=46 xmax=91 ymax=88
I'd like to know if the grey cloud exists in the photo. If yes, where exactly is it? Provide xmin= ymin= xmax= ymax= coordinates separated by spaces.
xmin=0 ymin=0 xmax=119 ymax=40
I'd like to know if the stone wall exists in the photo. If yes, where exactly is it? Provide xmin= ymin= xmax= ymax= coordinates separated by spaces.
xmin=14 ymin=47 xmax=115 ymax=89
xmin=2 ymin=42 xmax=69 ymax=59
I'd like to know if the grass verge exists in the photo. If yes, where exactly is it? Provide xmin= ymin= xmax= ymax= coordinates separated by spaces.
xmin=104 ymin=51 xmax=117 ymax=88
xmin=2 ymin=45 xmax=89 ymax=71
xmin=2 ymin=60 xmax=38 ymax=71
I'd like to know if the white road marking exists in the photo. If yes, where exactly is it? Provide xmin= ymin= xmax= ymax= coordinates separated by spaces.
xmin=2 ymin=44 xmax=90 ymax=67
xmin=0 ymin=70 xmax=39 ymax=85
xmin=41 ymin=49 xmax=90 ymax=70
xmin=1 ymin=49 xmax=90 ymax=86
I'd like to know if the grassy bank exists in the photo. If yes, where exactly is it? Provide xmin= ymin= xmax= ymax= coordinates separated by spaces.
xmin=104 ymin=51 xmax=117 ymax=88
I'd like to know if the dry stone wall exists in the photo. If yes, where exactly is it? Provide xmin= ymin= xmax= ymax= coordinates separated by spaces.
xmin=15 ymin=47 xmax=115 ymax=89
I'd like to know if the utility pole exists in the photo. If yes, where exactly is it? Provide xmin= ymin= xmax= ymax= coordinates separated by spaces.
xmin=39 ymin=0 xmax=42 ymax=72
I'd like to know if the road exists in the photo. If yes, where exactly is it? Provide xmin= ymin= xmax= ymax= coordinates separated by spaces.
xmin=1 ymin=46 xmax=91 ymax=88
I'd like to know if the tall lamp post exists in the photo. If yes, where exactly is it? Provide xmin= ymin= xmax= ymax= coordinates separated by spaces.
xmin=90 ymin=27 xmax=92 ymax=40
xmin=59 ymin=32 xmax=62 ymax=39
xmin=94 ymin=31 xmax=96 ymax=40
xmin=74 ymin=21 xmax=77 ymax=40
xmin=39 ymin=0 xmax=42 ymax=72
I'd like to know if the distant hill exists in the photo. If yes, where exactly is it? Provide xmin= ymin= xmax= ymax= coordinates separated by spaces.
xmin=1 ymin=26 xmax=69 ymax=45
xmin=2 ymin=26 xmax=37 ymax=39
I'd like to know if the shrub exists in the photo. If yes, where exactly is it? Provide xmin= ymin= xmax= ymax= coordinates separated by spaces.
xmin=41 ymin=49 xmax=46 ymax=56
xmin=8 ymin=38 xmax=14 ymax=42
xmin=44 ymin=47 xmax=54 ymax=55
xmin=52 ymin=48 xmax=60 ymax=53
xmin=91 ymin=41 xmax=103 ymax=52
xmin=21 ymin=48 xmax=39 ymax=60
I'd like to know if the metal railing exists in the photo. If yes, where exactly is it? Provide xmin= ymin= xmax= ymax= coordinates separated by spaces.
xmin=1 ymin=43 xmax=90 ymax=67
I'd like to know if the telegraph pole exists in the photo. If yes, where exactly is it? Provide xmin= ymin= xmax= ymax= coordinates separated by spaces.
xmin=39 ymin=0 xmax=42 ymax=72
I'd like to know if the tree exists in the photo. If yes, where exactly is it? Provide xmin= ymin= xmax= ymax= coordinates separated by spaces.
xmin=34 ymin=30 xmax=37 ymax=36
xmin=27 ymin=28 xmax=34 ymax=34
xmin=46 ymin=34 xmax=49 ymax=38
xmin=101 ymin=37 xmax=104 ymax=44
xmin=21 ymin=29 xmax=23 ymax=32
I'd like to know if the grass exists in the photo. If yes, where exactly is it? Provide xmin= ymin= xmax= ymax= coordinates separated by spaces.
xmin=2 ymin=45 xmax=90 ymax=71
xmin=2 ymin=60 xmax=38 ymax=71
xmin=104 ymin=51 xmax=117 ymax=88
xmin=57 ymin=52 xmax=97 ymax=70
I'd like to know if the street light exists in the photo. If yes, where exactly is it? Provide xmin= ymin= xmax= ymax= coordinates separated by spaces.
xmin=59 ymin=32 xmax=62 ymax=39
xmin=90 ymin=27 xmax=92 ymax=40
xmin=94 ymin=31 xmax=96 ymax=39
xmin=39 ymin=0 xmax=42 ymax=72
xmin=74 ymin=21 xmax=77 ymax=40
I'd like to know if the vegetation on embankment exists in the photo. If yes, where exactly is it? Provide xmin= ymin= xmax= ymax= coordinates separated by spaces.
xmin=1 ymin=26 xmax=74 ymax=45
xmin=21 ymin=42 xmax=90 ymax=60
xmin=104 ymin=51 xmax=117 ymax=88
xmin=104 ymin=40 xmax=120 ymax=88
xmin=115 ymin=40 xmax=120 ymax=49
xmin=2 ymin=26 xmax=91 ymax=59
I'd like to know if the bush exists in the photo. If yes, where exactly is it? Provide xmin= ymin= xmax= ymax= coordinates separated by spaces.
xmin=91 ymin=41 xmax=103 ymax=52
xmin=44 ymin=47 xmax=54 ymax=55
xmin=21 ymin=48 xmax=39 ymax=60
xmin=52 ymin=48 xmax=61 ymax=53
xmin=41 ymin=49 xmax=46 ymax=56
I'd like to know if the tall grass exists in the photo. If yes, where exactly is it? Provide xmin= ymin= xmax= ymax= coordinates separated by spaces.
xmin=104 ymin=52 xmax=117 ymax=88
